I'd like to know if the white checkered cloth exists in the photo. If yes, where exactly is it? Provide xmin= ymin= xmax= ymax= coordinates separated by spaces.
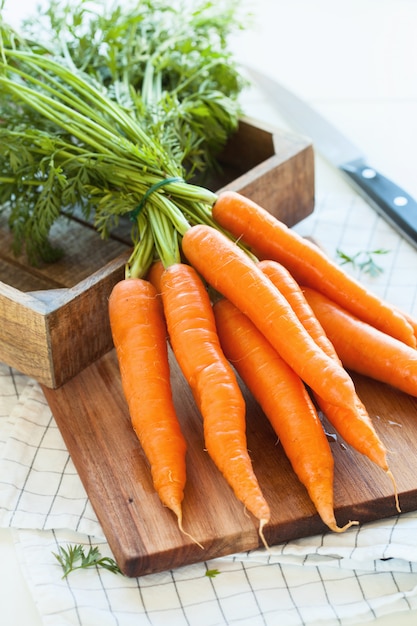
xmin=2 ymin=194 xmax=417 ymax=626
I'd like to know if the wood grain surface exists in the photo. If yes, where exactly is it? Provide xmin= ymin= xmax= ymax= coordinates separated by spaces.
xmin=42 ymin=345 xmax=417 ymax=577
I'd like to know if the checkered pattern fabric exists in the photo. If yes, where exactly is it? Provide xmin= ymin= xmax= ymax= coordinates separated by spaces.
xmin=2 ymin=194 xmax=417 ymax=625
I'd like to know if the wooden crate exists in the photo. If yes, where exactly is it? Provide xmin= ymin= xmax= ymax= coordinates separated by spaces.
xmin=0 ymin=117 xmax=314 ymax=387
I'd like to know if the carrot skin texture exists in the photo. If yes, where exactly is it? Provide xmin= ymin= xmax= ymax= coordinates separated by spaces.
xmin=213 ymin=298 xmax=355 ymax=533
xmin=181 ymin=224 xmax=358 ymax=412
xmin=257 ymin=259 xmax=337 ymax=357
xmin=147 ymin=259 xmax=165 ymax=294
xmin=303 ymin=286 xmax=417 ymax=397
xmin=397 ymin=308 xmax=417 ymax=342
xmin=212 ymin=190 xmax=416 ymax=348
xmin=157 ymin=263 xmax=270 ymax=526
xmin=108 ymin=278 xmax=187 ymax=521
xmin=258 ymin=259 xmax=389 ymax=471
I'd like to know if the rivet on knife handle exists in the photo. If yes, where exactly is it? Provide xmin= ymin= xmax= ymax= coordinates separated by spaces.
xmin=340 ymin=158 xmax=417 ymax=246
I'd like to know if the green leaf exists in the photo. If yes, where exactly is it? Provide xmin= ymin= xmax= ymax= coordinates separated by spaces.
xmin=0 ymin=0 xmax=246 ymax=272
xmin=53 ymin=543 xmax=123 ymax=578
xmin=336 ymin=248 xmax=390 ymax=277
xmin=205 ymin=568 xmax=221 ymax=578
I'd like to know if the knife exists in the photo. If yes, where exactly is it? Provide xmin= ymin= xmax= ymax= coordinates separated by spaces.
xmin=245 ymin=66 xmax=417 ymax=248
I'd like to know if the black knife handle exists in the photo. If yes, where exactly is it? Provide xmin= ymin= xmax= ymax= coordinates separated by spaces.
xmin=340 ymin=158 xmax=417 ymax=247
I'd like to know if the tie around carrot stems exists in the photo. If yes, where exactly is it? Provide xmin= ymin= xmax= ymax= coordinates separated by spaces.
xmin=108 ymin=277 xmax=192 ymax=540
xmin=150 ymin=261 xmax=271 ymax=546
xmin=213 ymin=297 xmax=358 ymax=533
xmin=181 ymin=224 xmax=359 ymax=413
xmin=211 ymin=190 xmax=416 ymax=348
xmin=303 ymin=286 xmax=417 ymax=399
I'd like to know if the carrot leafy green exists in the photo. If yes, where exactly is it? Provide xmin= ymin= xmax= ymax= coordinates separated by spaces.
xmin=53 ymin=543 xmax=123 ymax=578
xmin=0 ymin=0 xmax=248 ymax=268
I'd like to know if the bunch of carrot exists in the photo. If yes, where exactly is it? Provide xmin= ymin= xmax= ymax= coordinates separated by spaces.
xmin=109 ymin=189 xmax=416 ymax=546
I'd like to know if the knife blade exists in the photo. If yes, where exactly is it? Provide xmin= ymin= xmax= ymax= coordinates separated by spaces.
xmin=245 ymin=66 xmax=417 ymax=248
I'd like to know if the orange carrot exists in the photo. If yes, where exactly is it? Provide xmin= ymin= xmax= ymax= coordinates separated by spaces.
xmin=303 ymin=286 xmax=417 ymax=398
xmin=396 ymin=308 xmax=417 ymax=343
xmin=212 ymin=190 xmax=416 ymax=348
xmin=147 ymin=258 xmax=165 ymax=293
xmin=258 ymin=259 xmax=390 ymax=473
xmin=258 ymin=259 xmax=337 ymax=358
xmin=154 ymin=262 xmax=271 ymax=541
xmin=181 ymin=224 xmax=359 ymax=412
xmin=108 ymin=278 xmax=188 ymax=531
xmin=213 ymin=297 xmax=358 ymax=533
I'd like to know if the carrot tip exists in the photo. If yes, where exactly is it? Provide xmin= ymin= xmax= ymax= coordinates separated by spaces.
xmin=176 ymin=514 xmax=205 ymax=550
xmin=328 ymin=519 xmax=359 ymax=533
xmin=386 ymin=468 xmax=401 ymax=513
xmin=259 ymin=518 xmax=270 ymax=551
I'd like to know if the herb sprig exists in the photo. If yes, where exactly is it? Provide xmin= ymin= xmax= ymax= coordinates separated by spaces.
xmin=53 ymin=543 xmax=123 ymax=578
xmin=205 ymin=568 xmax=221 ymax=578
xmin=336 ymin=248 xmax=389 ymax=277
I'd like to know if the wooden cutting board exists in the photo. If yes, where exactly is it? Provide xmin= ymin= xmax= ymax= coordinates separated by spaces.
xmin=42 ymin=345 xmax=417 ymax=577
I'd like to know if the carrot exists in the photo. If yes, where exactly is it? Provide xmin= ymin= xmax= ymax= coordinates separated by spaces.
xmin=257 ymin=259 xmax=390 ymax=473
xmin=396 ymin=308 xmax=417 ymax=343
xmin=108 ymin=278 xmax=189 ymax=534
xmin=181 ymin=224 xmax=359 ymax=412
xmin=213 ymin=297 xmax=358 ymax=533
xmin=257 ymin=259 xmax=337 ymax=358
xmin=153 ymin=262 xmax=271 ymax=543
xmin=303 ymin=286 xmax=417 ymax=398
xmin=147 ymin=258 xmax=165 ymax=293
xmin=211 ymin=190 xmax=416 ymax=349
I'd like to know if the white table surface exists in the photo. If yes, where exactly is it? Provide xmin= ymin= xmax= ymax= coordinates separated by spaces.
xmin=1 ymin=0 xmax=417 ymax=624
